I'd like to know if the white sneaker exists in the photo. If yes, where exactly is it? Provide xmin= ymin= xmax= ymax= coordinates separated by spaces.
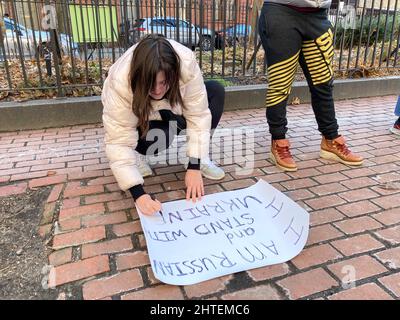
xmin=199 ymin=158 xmax=225 ymax=180
xmin=135 ymin=151 xmax=153 ymax=177
xmin=201 ymin=160 xmax=225 ymax=180
xmin=184 ymin=158 xmax=225 ymax=180
xmin=389 ymin=125 xmax=400 ymax=136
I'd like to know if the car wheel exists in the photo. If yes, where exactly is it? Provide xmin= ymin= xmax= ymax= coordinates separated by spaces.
xmin=199 ymin=35 xmax=212 ymax=51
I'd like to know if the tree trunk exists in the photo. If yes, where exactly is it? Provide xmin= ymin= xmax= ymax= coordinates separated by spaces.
xmin=250 ymin=0 xmax=263 ymax=41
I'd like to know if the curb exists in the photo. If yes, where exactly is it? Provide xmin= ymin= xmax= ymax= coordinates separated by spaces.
xmin=0 ymin=76 xmax=399 ymax=132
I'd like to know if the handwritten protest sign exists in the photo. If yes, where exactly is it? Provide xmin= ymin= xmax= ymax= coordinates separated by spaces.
xmin=137 ymin=179 xmax=309 ymax=286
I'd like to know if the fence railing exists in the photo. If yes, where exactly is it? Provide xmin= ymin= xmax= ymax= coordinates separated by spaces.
xmin=0 ymin=0 xmax=399 ymax=100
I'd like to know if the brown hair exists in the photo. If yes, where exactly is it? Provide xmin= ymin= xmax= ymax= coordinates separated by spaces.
xmin=129 ymin=34 xmax=184 ymax=137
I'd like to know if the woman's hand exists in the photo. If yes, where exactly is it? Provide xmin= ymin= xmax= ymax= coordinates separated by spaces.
xmin=135 ymin=194 xmax=162 ymax=215
xmin=185 ymin=169 xmax=204 ymax=202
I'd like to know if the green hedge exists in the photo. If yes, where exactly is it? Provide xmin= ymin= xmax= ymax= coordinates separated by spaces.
xmin=334 ymin=15 xmax=400 ymax=49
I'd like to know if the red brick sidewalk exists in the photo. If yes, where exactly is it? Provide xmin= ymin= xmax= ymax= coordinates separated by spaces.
xmin=0 ymin=95 xmax=399 ymax=300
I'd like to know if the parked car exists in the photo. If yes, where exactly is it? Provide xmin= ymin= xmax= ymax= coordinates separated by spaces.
xmin=126 ymin=17 xmax=220 ymax=51
xmin=2 ymin=17 xmax=79 ymax=58
xmin=2 ymin=29 xmax=32 ymax=59
xmin=194 ymin=23 xmax=223 ymax=50
xmin=218 ymin=24 xmax=252 ymax=46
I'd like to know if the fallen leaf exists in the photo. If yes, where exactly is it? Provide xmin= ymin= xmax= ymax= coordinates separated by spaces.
xmin=291 ymin=97 xmax=301 ymax=105
xmin=379 ymin=182 xmax=400 ymax=190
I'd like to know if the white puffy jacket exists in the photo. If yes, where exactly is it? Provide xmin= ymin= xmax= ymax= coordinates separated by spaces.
xmin=102 ymin=40 xmax=211 ymax=191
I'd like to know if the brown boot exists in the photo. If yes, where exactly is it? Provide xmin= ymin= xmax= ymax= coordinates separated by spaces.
xmin=320 ymin=136 xmax=363 ymax=166
xmin=270 ymin=139 xmax=297 ymax=172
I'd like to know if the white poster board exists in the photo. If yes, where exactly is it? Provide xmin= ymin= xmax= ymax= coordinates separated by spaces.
xmin=137 ymin=179 xmax=309 ymax=286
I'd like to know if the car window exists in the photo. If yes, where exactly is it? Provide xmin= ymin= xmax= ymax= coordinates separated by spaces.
xmin=178 ymin=20 xmax=189 ymax=28
xmin=4 ymin=21 xmax=13 ymax=30
xmin=5 ymin=20 xmax=26 ymax=33
xmin=132 ymin=19 xmax=144 ymax=27
xmin=150 ymin=19 xmax=163 ymax=26
xmin=165 ymin=18 xmax=176 ymax=26
xmin=150 ymin=19 xmax=173 ymax=27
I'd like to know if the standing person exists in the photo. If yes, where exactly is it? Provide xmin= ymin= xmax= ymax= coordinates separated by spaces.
xmin=258 ymin=1 xmax=363 ymax=171
xmin=102 ymin=34 xmax=225 ymax=215
xmin=390 ymin=117 xmax=400 ymax=135
xmin=390 ymin=96 xmax=400 ymax=135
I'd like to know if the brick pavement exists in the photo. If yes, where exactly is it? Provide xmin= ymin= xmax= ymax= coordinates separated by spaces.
xmin=0 ymin=95 xmax=399 ymax=300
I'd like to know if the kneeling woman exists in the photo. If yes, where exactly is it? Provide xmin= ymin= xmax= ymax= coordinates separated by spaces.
xmin=102 ymin=34 xmax=225 ymax=216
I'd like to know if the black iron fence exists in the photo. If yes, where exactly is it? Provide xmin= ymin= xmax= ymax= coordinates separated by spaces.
xmin=0 ymin=0 xmax=399 ymax=100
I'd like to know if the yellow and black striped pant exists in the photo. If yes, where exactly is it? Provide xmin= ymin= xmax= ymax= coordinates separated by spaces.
xmin=259 ymin=3 xmax=339 ymax=140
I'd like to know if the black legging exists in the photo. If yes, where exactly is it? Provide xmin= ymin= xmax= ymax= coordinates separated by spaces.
xmin=135 ymin=80 xmax=225 ymax=155
xmin=258 ymin=3 xmax=339 ymax=140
